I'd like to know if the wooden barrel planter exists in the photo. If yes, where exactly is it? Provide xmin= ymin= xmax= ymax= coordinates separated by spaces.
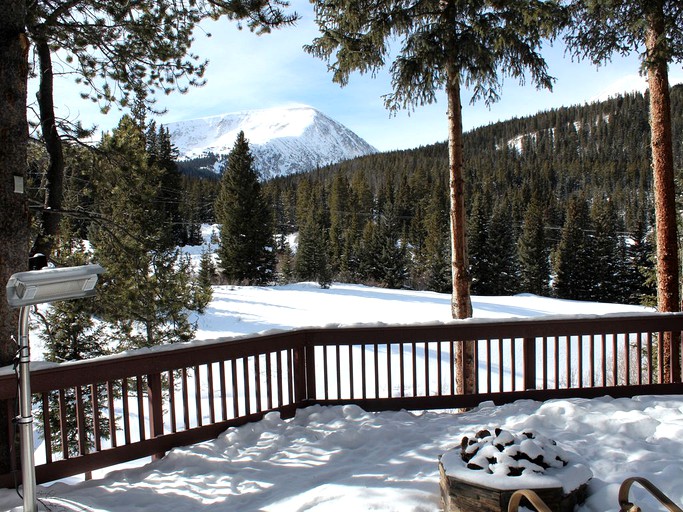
xmin=438 ymin=428 xmax=592 ymax=512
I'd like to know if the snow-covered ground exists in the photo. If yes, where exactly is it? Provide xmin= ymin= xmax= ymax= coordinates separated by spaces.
xmin=2 ymin=279 xmax=680 ymax=511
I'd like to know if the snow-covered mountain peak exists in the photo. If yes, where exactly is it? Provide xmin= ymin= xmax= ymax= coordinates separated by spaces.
xmin=166 ymin=105 xmax=377 ymax=179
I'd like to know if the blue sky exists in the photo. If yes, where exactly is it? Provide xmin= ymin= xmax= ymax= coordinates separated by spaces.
xmin=42 ymin=0 xmax=683 ymax=152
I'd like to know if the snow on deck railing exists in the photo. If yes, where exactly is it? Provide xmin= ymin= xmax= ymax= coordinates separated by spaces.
xmin=0 ymin=312 xmax=681 ymax=487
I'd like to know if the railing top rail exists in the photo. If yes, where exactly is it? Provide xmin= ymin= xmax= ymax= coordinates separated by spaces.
xmin=304 ymin=311 xmax=683 ymax=345
xmin=0 ymin=312 xmax=679 ymax=398
xmin=0 ymin=329 xmax=307 ymax=397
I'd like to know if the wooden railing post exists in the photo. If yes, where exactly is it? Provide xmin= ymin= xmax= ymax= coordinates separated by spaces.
xmin=523 ymin=337 xmax=537 ymax=391
xmin=147 ymin=372 xmax=164 ymax=461
xmin=293 ymin=345 xmax=307 ymax=405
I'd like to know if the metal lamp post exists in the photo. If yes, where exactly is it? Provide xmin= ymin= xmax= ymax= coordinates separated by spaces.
xmin=6 ymin=264 xmax=104 ymax=512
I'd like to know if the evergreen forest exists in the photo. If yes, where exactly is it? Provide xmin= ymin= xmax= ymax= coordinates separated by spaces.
xmin=53 ymin=87 xmax=683 ymax=313
xmin=177 ymin=87 xmax=683 ymax=305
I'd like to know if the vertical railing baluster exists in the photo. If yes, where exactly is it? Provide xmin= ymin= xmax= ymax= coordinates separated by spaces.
xmin=612 ymin=334 xmax=618 ymax=386
xmin=207 ymin=363 xmax=215 ymax=424
xmin=554 ymin=337 xmax=560 ymax=390
xmin=181 ymin=368 xmax=190 ymax=430
xmin=411 ymin=342 xmax=417 ymax=397
xmin=498 ymin=339 xmax=504 ymax=392
xmin=361 ymin=344 xmax=367 ymax=399
xmin=589 ymin=334 xmax=595 ymax=388
xmin=349 ymin=345 xmax=355 ymax=400
xmin=107 ymin=381 xmax=117 ymax=448
xmin=577 ymin=334 xmax=584 ymax=388
xmin=647 ymin=332 xmax=654 ymax=385
xmin=122 ymin=379 xmax=131 ymax=446
xmin=147 ymin=372 xmax=164 ymax=460
xmin=266 ymin=352 xmax=274 ymax=410
xmin=636 ymin=332 xmax=643 ymax=386
xmin=41 ymin=393 xmax=52 ymax=464
xmin=399 ymin=342 xmax=405 ymax=398
xmin=305 ymin=341 xmax=317 ymax=402
xmin=58 ymin=389 xmax=69 ymax=459
xmin=168 ymin=370 xmax=177 ymax=433
xmin=323 ymin=346 xmax=329 ymax=400
xmin=231 ymin=359 xmax=240 ymax=417
xmin=75 ymin=386 xmax=87 ymax=457
xmin=523 ymin=337 xmax=536 ymax=391
xmin=486 ymin=339 xmax=492 ymax=393
xmin=254 ymin=355 xmax=262 ymax=413
xmin=387 ymin=343 xmax=392 ymax=398
xmin=287 ymin=349 xmax=294 ymax=406
xmin=219 ymin=361 xmax=228 ymax=421
xmin=658 ymin=331 xmax=664 ymax=384
xmin=507 ymin=339 xmax=514 ymax=392
xmin=565 ymin=336 xmax=572 ymax=389
xmin=374 ymin=344 xmax=380 ymax=399
xmin=194 ymin=366 xmax=203 ymax=426
xmin=336 ymin=345 xmax=342 ymax=400
xmin=541 ymin=336 xmax=550 ymax=390
xmin=601 ymin=334 xmax=608 ymax=387
xmin=136 ymin=376 xmax=145 ymax=441
xmin=91 ymin=384 xmax=101 ymax=452
xmin=243 ymin=357 xmax=251 ymax=415
xmin=424 ymin=342 xmax=429 ymax=397
xmin=436 ymin=342 xmax=442 ymax=396
xmin=624 ymin=332 xmax=631 ymax=386
xmin=276 ymin=350 xmax=283 ymax=408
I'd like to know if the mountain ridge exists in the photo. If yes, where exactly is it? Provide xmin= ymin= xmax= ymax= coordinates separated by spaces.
xmin=166 ymin=105 xmax=378 ymax=179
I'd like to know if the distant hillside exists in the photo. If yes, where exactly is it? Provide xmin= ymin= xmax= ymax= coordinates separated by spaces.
xmin=252 ymin=87 xmax=683 ymax=300
xmin=166 ymin=105 xmax=377 ymax=179
xmin=270 ymin=85 xmax=683 ymax=232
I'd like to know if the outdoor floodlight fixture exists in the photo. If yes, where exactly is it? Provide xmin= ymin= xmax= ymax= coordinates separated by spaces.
xmin=5 ymin=263 xmax=104 ymax=512
xmin=6 ymin=264 xmax=104 ymax=307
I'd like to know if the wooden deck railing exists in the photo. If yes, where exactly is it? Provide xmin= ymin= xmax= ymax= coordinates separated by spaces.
xmin=0 ymin=312 xmax=681 ymax=487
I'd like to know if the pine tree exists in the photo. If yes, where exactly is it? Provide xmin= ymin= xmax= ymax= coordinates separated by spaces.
xmin=90 ymin=115 xmax=206 ymax=349
xmin=329 ymin=173 xmax=353 ymax=277
xmin=294 ymin=186 xmax=332 ymax=288
xmin=486 ymin=201 xmax=520 ymax=295
xmin=276 ymin=235 xmax=296 ymax=284
xmin=468 ymin=192 xmax=491 ymax=295
xmin=147 ymin=123 xmax=187 ymax=247
xmin=214 ymin=131 xmax=276 ymax=285
xmin=553 ymin=196 xmax=594 ymax=301
xmin=518 ymin=196 xmax=550 ymax=296
xmin=414 ymin=185 xmax=451 ymax=293
xmin=375 ymin=207 xmax=409 ymax=289
xmin=426 ymin=191 xmax=451 ymax=294
xmin=306 ymin=0 xmax=566 ymax=322
xmin=625 ymin=221 xmax=657 ymax=306
xmin=590 ymin=197 xmax=626 ymax=303
xmin=196 ymin=249 xmax=216 ymax=308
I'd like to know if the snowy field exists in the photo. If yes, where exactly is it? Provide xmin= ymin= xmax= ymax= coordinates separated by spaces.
xmin=1 ymin=268 xmax=681 ymax=510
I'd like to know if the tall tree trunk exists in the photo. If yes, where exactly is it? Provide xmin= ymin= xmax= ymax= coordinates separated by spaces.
xmin=446 ymin=63 xmax=475 ymax=396
xmin=0 ymin=1 xmax=29 ymax=474
xmin=646 ymin=7 xmax=681 ymax=383
xmin=32 ymin=38 xmax=64 ymax=259
xmin=446 ymin=66 xmax=472 ymax=320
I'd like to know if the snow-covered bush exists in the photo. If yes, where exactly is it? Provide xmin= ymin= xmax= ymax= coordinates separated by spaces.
xmin=460 ymin=428 xmax=568 ymax=477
